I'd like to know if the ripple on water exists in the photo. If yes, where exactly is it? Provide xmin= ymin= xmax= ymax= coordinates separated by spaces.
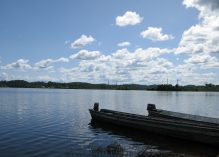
xmin=0 ymin=88 xmax=218 ymax=157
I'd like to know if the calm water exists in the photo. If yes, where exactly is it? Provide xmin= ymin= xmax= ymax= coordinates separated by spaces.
xmin=0 ymin=88 xmax=219 ymax=157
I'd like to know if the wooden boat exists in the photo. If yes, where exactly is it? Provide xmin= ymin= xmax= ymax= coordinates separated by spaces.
xmin=89 ymin=103 xmax=219 ymax=146
xmin=147 ymin=104 xmax=219 ymax=127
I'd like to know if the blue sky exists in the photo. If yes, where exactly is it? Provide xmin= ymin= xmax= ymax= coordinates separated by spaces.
xmin=0 ymin=0 xmax=219 ymax=85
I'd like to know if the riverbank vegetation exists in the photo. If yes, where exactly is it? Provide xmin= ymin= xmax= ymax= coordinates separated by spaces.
xmin=0 ymin=80 xmax=219 ymax=92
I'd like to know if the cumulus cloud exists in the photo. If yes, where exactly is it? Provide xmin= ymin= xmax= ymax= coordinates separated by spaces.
xmin=175 ymin=69 xmax=216 ymax=85
xmin=2 ymin=59 xmax=31 ymax=70
xmin=54 ymin=46 xmax=218 ymax=85
xmin=55 ymin=57 xmax=69 ymax=63
xmin=35 ymin=59 xmax=53 ymax=69
xmin=0 ymin=72 xmax=9 ymax=80
xmin=71 ymin=35 xmax=95 ymax=49
xmin=171 ymin=0 xmax=219 ymax=84
xmin=97 ymin=55 xmax=112 ymax=62
xmin=117 ymin=41 xmax=131 ymax=47
xmin=185 ymin=54 xmax=217 ymax=64
xmin=184 ymin=54 xmax=219 ymax=68
xmin=60 ymin=47 xmax=175 ymax=84
xmin=176 ymin=19 xmax=219 ymax=54
xmin=183 ymin=0 xmax=219 ymax=17
xmin=176 ymin=0 xmax=219 ymax=54
xmin=35 ymin=57 xmax=69 ymax=69
xmin=38 ymin=75 xmax=58 ymax=82
xmin=141 ymin=27 xmax=174 ymax=41
xmin=2 ymin=0 xmax=219 ymax=85
xmin=112 ymin=48 xmax=130 ymax=59
xmin=70 ymin=50 xmax=101 ymax=60
xmin=116 ymin=11 xmax=143 ymax=27
xmin=58 ymin=1 xmax=219 ymax=84
xmin=110 ymin=48 xmax=174 ymax=70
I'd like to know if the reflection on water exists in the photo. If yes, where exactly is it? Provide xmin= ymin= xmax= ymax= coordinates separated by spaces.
xmin=90 ymin=120 xmax=218 ymax=157
xmin=0 ymin=88 xmax=219 ymax=157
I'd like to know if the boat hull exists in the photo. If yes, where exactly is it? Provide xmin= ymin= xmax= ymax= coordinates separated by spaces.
xmin=89 ymin=109 xmax=219 ymax=146
xmin=148 ymin=109 xmax=219 ymax=128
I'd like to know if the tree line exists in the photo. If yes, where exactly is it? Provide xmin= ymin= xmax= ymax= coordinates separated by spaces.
xmin=0 ymin=80 xmax=219 ymax=91
xmin=0 ymin=80 xmax=147 ymax=90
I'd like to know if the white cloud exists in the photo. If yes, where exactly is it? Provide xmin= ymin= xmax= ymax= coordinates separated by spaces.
xmin=2 ymin=0 xmax=219 ymax=85
xmin=116 ymin=11 xmax=143 ymax=27
xmin=97 ymin=55 xmax=112 ymax=62
xmin=2 ymin=59 xmax=31 ymax=70
xmin=117 ymin=41 xmax=131 ymax=47
xmin=35 ymin=59 xmax=53 ymax=69
xmin=0 ymin=72 xmax=8 ymax=80
xmin=71 ymin=35 xmax=95 ymax=49
xmin=141 ymin=27 xmax=174 ymax=41
xmin=70 ymin=50 xmax=101 ymax=60
xmin=176 ymin=19 xmax=219 ymax=54
xmin=38 ymin=75 xmax=58 ymax=82
xmin=35 ymin=57 xmax=69 ymax=69
xmin=176 ymin=0 xmax=219 ymax=54
xmin=112 ymin=48 xmax=130 ymax=59
xmin=170 ymin=0 xmax=219 ymax=84
xmin=183 ymin=0 xmax=219 ymax=17
xmin=176 ymin=67 xmax=217 ymax=85
xmin=111 ymin=48 xmax=173 ymax=62
xmin=184 ymin=54 xmax=219 ymax=68
xmin=185 ymin=54 xmax=217 ymax=64
xmin=55 ymin=57 xmax=69 ymax=63
xmin=60 ymin=47 xmax=174 ymax=84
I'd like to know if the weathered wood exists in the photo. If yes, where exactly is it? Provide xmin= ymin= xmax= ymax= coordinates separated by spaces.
xmin=147 ymin=104 xmax=219 ymax=128
xmin=89 ymin=104 xmax=219 ymax=146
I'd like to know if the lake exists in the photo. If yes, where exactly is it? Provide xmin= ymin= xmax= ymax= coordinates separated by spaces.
xmin=0 ymin=88 xmax=218 ymax=157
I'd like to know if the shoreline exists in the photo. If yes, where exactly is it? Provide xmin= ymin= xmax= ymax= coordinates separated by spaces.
xmin=0 ymin=80 xmax=219 ymax=92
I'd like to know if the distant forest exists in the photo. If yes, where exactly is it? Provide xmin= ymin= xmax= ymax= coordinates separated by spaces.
xmin=0 ymin=80 xmax=219 ymax=92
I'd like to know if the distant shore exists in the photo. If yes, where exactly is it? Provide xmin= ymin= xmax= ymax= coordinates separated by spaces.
xmin=0 ymin=80 xmax=219 ymax=92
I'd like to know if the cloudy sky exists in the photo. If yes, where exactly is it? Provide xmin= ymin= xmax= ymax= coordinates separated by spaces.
xmin=0 ymin=0 xmax=219 ymax=85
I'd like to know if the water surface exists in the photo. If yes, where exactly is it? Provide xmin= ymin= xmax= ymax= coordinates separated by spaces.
xmin=0 ymin=88 xmax=218 ymax=157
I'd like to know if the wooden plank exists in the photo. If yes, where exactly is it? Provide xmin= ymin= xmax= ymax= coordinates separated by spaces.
xmin=89 ymin=109 xmax=219 ymax=146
